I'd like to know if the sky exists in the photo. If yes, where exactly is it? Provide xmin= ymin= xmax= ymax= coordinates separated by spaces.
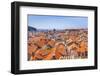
xmin=28 ymin=15 xmax=88 ymax=30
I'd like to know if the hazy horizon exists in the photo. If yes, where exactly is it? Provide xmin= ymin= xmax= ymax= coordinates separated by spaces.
xmin=28 ymin=15 xmax=88 ymax=30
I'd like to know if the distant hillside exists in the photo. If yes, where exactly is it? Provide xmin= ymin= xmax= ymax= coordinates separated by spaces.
xmin=28 ymin=26 xmax=37 ymax=32
xmin=28 ymin=26 xmax=49 ymax=32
